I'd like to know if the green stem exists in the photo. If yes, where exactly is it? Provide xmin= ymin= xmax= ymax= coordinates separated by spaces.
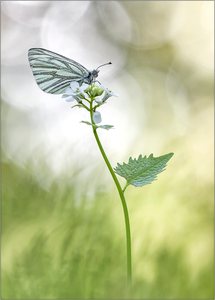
xmin=123 ymin=183 xmax=129 ymax=193
xmin=81 ymin=103 xmax=90 ymax=111
xmin=89 ymin=100 xmax=132 ymax=284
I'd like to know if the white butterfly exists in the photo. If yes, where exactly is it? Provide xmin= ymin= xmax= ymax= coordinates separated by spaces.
xmin=28 ymin=48 xmax=111 ymax=94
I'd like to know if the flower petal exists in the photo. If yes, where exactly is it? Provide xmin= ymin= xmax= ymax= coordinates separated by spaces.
xmin=101 ymin=89 xmax=117 ymax=102
xmin=95 ymin=96 xmax=104 ymax=104
xmin=65 ymin=96 xmax=75 ymax=102
xmin=93 ymin=111 xmax=102 ymax=124
xmin=70 ymin=81 xmax=80 ymax=90
xmin=80 ymin=83 xmax=89 ymax=92
xmin=64 ymin=87 xmax=74 ymax=95
xmin=110 ymin=91 xmax=118 ymax=97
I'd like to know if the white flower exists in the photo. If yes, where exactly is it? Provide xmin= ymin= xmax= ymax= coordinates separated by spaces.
xmin=102 ymin=89 xmax=117 ymax=102
xmin=94 ymin=97 xmax=104 ymax=104
xmin=70 ymin=82 xmax=89 ymax=95
xmin=95 ymin=86 xmax=117 ymax=104
xmin=62 ymin=82 xmax=89 ymax=103
xmin=93 ymin=111 xmax=102 ymax=124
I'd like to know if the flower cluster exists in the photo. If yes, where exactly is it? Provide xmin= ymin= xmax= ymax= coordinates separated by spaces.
xmin=62 ymin=82 xmax=116 ymax=126
xmin=62 ymin=82 xmax=89 ymax=103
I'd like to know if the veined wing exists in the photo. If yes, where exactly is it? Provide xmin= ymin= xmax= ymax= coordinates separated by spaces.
xmin=28 ymin=48 xmax=90 ymax=94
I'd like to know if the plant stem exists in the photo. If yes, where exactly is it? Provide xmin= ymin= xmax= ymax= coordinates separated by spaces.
xmin=89 ymin=101 xmax=132 ymax=284
xmin=123 ymin=183 xmax=129 ymax=193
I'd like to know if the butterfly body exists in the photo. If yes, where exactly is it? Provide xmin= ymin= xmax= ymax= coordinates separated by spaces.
xmin=28 ymin=48 xmax=102 ymax=94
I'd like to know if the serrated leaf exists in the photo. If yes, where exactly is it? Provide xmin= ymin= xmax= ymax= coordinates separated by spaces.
xmin=114 ymin=153 xmax=174 ymax=188
xmin=98 ymin=124 xmax=114 ymax=130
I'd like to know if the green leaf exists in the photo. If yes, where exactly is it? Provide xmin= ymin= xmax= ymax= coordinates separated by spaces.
xmin=114 ymin=153 xmax=174 ymax=188
xmin=97 ymin=125 xmax=114 ymax=130
xmin=81 ymin=121 xmax=114 ymax=130
xmin=81 ymin=121 xmax=100 ymax=130
xmin=80 ymin=121 xmax=93 ymax=126
xmin=71 ymin=104 xmax=83 ymax=109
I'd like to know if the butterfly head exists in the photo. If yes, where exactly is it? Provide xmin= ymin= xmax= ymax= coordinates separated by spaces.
xmin=91 ymin=69 xmax=99 ymax=78
xmin=88 ymin=62 xmax=112 ymax=83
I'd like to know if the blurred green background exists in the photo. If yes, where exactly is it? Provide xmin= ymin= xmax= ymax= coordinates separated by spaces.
xmin=1 ymin=1 xmax=214 ymax=299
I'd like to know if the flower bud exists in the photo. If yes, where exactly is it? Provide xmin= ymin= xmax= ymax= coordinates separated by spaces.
xmin=93 ymin=111 xmax=102 ymax=124
xmin=90 ymin=84 xmax=104 ymax=98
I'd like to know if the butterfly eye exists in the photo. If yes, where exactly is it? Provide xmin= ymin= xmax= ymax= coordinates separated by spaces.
xmin=92 ymin=70 xmax=99 ymax=77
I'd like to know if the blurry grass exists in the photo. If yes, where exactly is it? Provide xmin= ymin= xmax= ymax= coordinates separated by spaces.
xmin=2 ymin=160 xmax=214 ymax=299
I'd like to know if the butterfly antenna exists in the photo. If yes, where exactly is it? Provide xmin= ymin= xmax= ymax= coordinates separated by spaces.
xmin=96 ymin=62 xmax=112 ymax=70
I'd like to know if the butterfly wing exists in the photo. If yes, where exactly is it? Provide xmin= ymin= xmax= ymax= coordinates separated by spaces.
xmin=28 ymin=48 xmax=90 ymax=94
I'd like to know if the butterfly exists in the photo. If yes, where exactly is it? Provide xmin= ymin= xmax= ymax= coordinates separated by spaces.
xmin=28 ymin=48 xmax=111 ymax=94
